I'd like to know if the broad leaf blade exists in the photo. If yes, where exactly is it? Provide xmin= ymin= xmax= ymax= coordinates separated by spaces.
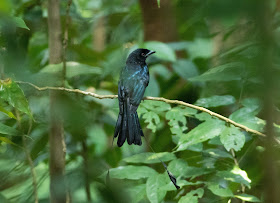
xmin=123 ymin=152 xmax=176 ymax=164
xmin=0 ymin=79 xmax=31 ymax=116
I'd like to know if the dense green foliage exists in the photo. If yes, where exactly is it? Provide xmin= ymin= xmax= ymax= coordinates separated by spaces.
xmin=0 ymin=0 xmax=280 ymax=202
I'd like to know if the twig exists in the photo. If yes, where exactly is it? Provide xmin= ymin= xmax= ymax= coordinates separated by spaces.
xmin=16 ymin=111 xmax=38 ymax=203
xmin=16 ymin=81 xmax=280 ymax=144
xmin=62 ymin=0 xmax=72 ymax=87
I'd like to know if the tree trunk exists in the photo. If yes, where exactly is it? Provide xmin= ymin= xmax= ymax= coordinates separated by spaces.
xmin=258 ymin=1 xmax=280 ymax=202
xmin=47 ymin=0 xmax=67 ymax=202
xmin=139 ymin=0 xmax=178 ymax=42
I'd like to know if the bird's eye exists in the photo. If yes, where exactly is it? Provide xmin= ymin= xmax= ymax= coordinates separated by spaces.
xmin=141 ymin=53 xmax=145 ymax=56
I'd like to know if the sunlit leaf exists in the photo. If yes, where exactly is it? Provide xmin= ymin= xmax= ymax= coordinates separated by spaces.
xmin=123 ymin=152 xmax=176 ymax=164
xmin=0 ymin=136 xmax=17 ymax=145
xmin=217 ymin=166 xmax=251 ymax=187
xmin=157 ymin=0 xmax=160 ymax=8
xmin=195 ymin=95 xmax=236 ymax=108
xmin=220 ymin=126 xmax=245 ymax=152
xmin=235 ymin=194 xmax=261 ymax=202
xmin=0 ymin=106 xmax=16 ymax=119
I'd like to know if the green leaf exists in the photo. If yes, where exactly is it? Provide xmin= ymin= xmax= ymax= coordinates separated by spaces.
xmin=127 ymin=184 xmax=146 ymax=203
xmin=146 ymin=174 xmax=168 ymax=203
xmin=12 ymin=17 xmax=30 ymax=30
xmin=208 ymin=183 xmax=234 ymax=197
xmin=216 ymin=166 xmax=251 ymax=187
xmin=184 ymin=166 xmax=213 ymax=179
xmin=141 ymin=100 xmax=171 ymax=112
xmin=166 ymin=108 xmax=187 ymax=136
xmin=40 ymin=62 xmax=101 ymax=78
xmin=235 ymin=194 xmax=261 ymax=202
xmin=203 ymin=148 xmax=233 ymax=159
xmin=142 ymin=111 xmax=160 ymax=133
xmin=177 ymin=119 xmax=225 ymax=151
xmin=145 ymin=74 xmax=160 ymax=97
xmin=229 ymin=98 xmax=264 ymax=131
xmin=0 ymin=136 xmax=17 ymax=146
xmin=168 ymin=159 xmax=189 ymax=177
xmin=150 ymin=64 xmax=172 ymax=80
xmin=0 ymin=123 xmax=20 ymax=136
xmin=143 ymin=41 xmax=176 ymax=62
xmin=0 ymin=79 xmax=31 ymax=116
xmin=87 ymin=125 xmax=107 ymax=156
xmin=185 ymin=38 xmax=213 ymax=59
xmin=157 ymin=0 xmax=160 ymax=8
xmin=172 ymin=59 xmax=199 ymax=80
xmin=0 ymin=106 xmax=16 ymax=119
xmin=123 ymin=152 xmax=176 ymax=164
xmin=0 ymin=192 xmax=9 ymax=203
xmin=220 ymin=42 xmax=258 ymax=58
xmin=195 ymin=95 xmax=236 ymax=108
xmin=106 ymin=166 xmax=157 ymax=180
xmin=220 ymin=126 xmax=245 ymax=152
xmin=179 ymin=188 xmax=204 ymax=203
xmin=189 ymin=62 xmax=244 ymax=82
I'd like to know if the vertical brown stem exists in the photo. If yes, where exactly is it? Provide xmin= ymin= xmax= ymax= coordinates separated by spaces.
xmin=93 ymin=16 xmax=106 ymax=52
xmin=47 ymin=0 xmax=68 ymax=202
xmin=47 ymin=0 xmax=62 ymax=64
xmin=139 ymin=0 xmax=178 ymax=42
xmin=62 ymin=0 xmax=72 ymax=87
xmin=16 ymin=111 xmax=38 ymax=203
xmin=258 ymin=0 xmax=280 ymax=202
xmin=82 ymin=140 xmax=91 ymax=202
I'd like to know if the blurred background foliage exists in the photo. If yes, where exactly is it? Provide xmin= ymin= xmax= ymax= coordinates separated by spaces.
xmin=0 ymin=0 xmax=280 ymax=202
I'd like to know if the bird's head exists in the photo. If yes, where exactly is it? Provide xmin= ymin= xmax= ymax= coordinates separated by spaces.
xmin=126 ymin=48 xmax=156 ymax=64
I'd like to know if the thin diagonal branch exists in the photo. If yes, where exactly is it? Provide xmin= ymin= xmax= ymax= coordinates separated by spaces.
xmin=16 ymin=81 xmax=280 ymax=144
xmin=16 ymin=111 xmax=38 ymax=203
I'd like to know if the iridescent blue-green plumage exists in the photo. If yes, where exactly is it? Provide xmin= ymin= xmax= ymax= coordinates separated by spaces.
xmin=114 ymin=48 xmax=155 ymax=147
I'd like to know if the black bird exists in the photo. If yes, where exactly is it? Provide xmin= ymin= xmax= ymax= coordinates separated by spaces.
xmin=114 ymin=48 xmax=155 ymax=147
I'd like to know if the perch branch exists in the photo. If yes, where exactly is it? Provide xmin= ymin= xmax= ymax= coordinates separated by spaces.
xmin=16 ymin=81 xmax=280 ymax=144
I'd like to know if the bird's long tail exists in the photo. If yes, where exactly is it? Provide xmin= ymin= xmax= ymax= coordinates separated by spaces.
xmin=114 ymin=100 xmax=143 ymax=147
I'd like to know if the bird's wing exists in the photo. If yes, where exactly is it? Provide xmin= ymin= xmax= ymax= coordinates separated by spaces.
xmin=120 ymin=65 xmax=149 ymax=110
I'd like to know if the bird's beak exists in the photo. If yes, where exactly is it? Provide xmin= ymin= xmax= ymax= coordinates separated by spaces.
xmin=145 ymin=50 xmax=156 ymax=57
